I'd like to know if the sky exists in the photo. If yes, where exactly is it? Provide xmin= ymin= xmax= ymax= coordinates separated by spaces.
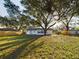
xmin=0 ymin=0 xmax=24 ymax=17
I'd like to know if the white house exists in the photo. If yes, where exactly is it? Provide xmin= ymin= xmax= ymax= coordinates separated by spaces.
xmin=69 ymin=17 xmax=79 ymax=29
xmin=26 ymin=27 xmax=53 ymax=35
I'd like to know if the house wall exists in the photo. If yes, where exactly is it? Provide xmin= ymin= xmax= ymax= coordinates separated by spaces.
xmin=69 ymin=30 xmax=79 ymax=35
xmin=26 ymin=30 xmax=52 ymax=35
xmin=47 ymin=30 xmax=53 ymax=34
xmin=26 ymin=30 xmax=44 ymax=35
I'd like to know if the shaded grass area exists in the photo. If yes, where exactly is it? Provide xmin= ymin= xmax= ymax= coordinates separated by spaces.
xmin=0 ymin=35 xmax=79 ymax=59
xmin=0 ymin=35 xmax=41 ymax=59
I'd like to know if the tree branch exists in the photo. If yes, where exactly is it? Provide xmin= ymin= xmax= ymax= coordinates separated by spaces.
xmin=47 ymin=22 xmax=56 ymax=30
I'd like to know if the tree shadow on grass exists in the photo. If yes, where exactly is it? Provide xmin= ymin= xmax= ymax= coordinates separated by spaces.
xmin=0 ymin=35 xmax=30 ymax=51
xmin=20 ymin=41 xmax=44 ymax=59
xmin=2 ymin=35 xmax=42 ymax=59
xmin=68 ymin=34 xmax=79 ymax=37
xmin=0 ymin=36 xmax=17 ymax=41
xmin=0 ymin=39 xmax=26 ymax=51
xmin=0 ymin=35 xmax=38 ymax=48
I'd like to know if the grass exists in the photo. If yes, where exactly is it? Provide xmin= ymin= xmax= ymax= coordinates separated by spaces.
xmin=0 ymin=35 xmax=79 ymax=59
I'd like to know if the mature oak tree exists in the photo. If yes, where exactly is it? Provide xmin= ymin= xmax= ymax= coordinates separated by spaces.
xmin=4 ymin=0 xmax=79 ymax=35
xmin=21 ymin=0 xmax=59 ymax=35
xmin=55 ymin=0 xmax=79 ymax=31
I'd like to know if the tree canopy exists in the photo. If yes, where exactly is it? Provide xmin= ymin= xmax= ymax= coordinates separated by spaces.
xmin=3 ymin=0 xmax=79 ymax=35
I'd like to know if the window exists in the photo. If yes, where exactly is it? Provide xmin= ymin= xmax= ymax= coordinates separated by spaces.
xmin=38 ymin=30 xmax=44 ymax=33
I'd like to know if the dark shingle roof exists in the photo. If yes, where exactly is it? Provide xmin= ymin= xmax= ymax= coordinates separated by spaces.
xmin=27 ymin=27 xmax=53 ymax=30
xmin=0 ymin=28 xmax=17 ymax=31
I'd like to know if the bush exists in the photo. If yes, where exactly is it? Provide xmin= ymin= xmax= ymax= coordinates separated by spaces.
xmin=74 ymin=27 xmax=79 ymax=30
xmin=60 ymin=30 xmax=69 ymax=35
xmin=0 ymin=31 xmax=23 ymax=36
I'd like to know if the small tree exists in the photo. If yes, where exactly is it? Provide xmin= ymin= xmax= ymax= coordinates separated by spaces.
xmin=0 ymin=17 xmax=9 ymax=27
xmin=4 ymin=0 xmax=29 ymax=32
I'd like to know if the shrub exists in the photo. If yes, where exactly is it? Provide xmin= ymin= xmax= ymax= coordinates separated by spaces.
xmin=74 ymin=27 xmax=79 ymax=30
xmin=60 ymin=30 xmax=69 ymax=35
xmin=0 ymin=31 xmax=23 ymax=36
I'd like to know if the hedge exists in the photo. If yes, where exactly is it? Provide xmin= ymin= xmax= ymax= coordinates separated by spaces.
xmin=0 ymin=31 xmax=23 ymax=36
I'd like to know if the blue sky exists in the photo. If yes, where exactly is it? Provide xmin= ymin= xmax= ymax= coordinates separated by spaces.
xmin=0 ymin=0 xmax=24 ymax=17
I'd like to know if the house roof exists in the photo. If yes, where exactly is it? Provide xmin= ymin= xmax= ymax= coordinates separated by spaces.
xmin=0 ymin=28 xmax=18 ymax=31
xmin=27 ymin=27 xmax=53 ymax=30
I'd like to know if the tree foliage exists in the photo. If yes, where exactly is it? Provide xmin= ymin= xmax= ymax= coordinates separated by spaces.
xmin=4 ymin=0 xmax=30 ymax=31
xmin=55 ymin=0 xmax=79 ymax=30
xmin=3 ymin=0 xmax=79 ymax=35
xmin=21 ymin=0 xmax=59 ymax=35
xmin=4 ymin=0 xmax=21 ymax=17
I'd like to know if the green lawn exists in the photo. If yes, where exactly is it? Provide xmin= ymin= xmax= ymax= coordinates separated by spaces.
xmin=0 ymin=35 xmax=79 ymax=59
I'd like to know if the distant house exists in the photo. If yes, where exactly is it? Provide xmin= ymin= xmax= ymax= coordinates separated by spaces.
xmin=69 ymin=17 xmax=79 ymax=29
xmin=53 ymin=17 xmax=79 ymax=30
xmin=69 ymin=30 xmax=79 ymax=35
xmin=26 ymin=27 xmax=53 ymax=35
xmin=0 ymin=28 xmax=17 ymax=31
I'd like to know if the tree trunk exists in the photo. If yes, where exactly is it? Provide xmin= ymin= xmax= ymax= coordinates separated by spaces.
xmin=66 ymin=25 xmax=69 ymax=31
xmin=44 ymin=29 xmax=47 ymax=35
